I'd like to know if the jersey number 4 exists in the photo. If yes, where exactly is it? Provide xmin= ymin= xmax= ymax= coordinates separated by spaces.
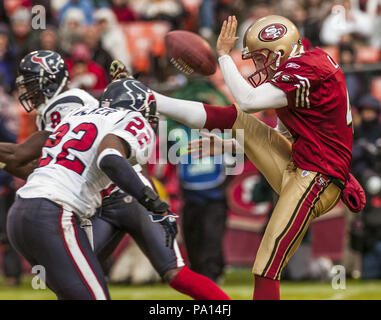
xmin=39 ymin=122 xmax=98 ymax=175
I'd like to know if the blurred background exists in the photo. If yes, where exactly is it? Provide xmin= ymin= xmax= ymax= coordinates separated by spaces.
xmin=0 ymin=0 xmax=381 ymax=296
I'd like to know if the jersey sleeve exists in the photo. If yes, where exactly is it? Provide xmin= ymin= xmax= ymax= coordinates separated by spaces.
xmin=42 ymin=90 xmax=99 ymax=132
xmin=36 ymin=115 xmax=45 ymax=131
xmin=108 ymin=111 xmax=155 ymax=166
xmin=270 ymin=59 xmax=319 ymax=109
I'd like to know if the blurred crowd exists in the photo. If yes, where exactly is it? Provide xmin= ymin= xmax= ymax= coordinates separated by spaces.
xmin=0 ymin=0 xmax=380 ymax=285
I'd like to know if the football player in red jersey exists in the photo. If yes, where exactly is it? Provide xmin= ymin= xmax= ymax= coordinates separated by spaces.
xmin=141 ymin=15 xmax=365 ymax=299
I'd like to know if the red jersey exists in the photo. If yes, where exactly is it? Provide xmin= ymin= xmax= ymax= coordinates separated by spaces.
xmin=270 ymin=47 xmax=352 ymax=181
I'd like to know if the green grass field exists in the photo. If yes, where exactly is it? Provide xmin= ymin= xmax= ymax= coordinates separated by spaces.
xmin=0 ymin=268 xmax=380 ymax=300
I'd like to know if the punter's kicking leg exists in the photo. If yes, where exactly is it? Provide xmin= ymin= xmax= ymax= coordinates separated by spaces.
xmin=154 ymin=96 xmax=342 ymax=299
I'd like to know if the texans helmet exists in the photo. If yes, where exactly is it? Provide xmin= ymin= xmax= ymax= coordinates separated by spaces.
xmin=100 ymin=78 xmax=159 ymax=130
xmin=16 ymin=50 xmax=69 ymax=112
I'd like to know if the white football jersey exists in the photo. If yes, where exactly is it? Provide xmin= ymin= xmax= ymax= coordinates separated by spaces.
xmin=18 ymin=105 xmax=155 ymax=218
xmin=36 ymin=88 xmax=99 ymax=132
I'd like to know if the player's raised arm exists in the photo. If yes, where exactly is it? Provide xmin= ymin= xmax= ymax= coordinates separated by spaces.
xmin=216 ymin=16 xmax=287 ymax=113
xmin=0 ymin=130 xmax=51 ymax=179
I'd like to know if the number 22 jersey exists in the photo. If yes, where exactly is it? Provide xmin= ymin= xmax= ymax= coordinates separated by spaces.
xmin=17 ymin=105 xmax=155 ymax=218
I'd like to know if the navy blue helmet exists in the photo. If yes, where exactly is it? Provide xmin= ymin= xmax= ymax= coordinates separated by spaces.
xmin=100 ymin=78 xmax=159 ymax=129
xmin=16 ymin=50 xmax=69 ymax=112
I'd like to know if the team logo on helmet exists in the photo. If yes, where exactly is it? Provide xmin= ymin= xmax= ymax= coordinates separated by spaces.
xmin=30 ymin=51 xmax=61 ymax=74
xmin=258 ymin=24 xmax=287 ymax=42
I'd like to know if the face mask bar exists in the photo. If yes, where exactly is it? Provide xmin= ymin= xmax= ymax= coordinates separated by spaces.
xmin=16 ymin=75 xmax=44 ymax=113
xmin=242 ymin=48 xmax=280 ymax=87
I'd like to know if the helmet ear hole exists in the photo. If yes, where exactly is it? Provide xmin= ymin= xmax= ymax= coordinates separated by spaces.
xmin=279 ymin=49 xmax=285 ymax=57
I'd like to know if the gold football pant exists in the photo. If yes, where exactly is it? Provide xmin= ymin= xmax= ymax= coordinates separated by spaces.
xmin=232 ymin=106 xmax=341 ymax=280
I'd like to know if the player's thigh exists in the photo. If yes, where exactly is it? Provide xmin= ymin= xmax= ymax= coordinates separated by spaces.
xmin=45 ymin=209 xmax=110 ymax=300
xmin=232 ymin=106 xmax=292 ymax=194
xmin=253 ymin=168 xmax=341 ymax=280
xmin=6 ymin=197 xmax=40 ymax=266
xmin=8 ymin=197 xmax=110 ymax=299
xmin=91 ymin=213 xmax=125 ymax=264
xmin=101 ymin=196 xmax=185 ymax=277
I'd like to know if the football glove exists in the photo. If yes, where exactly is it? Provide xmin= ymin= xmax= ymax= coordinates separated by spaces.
xmin=138 ymin=186 xmax=170 ymax=214
xmin=109 ymin=60 xmax=132 ymax=81
xmin=149 ymin=211 xmax=179 ymax=249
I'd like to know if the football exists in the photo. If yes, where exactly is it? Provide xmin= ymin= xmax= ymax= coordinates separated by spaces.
xmin=165 ymin=30 xmax=217 ymax=76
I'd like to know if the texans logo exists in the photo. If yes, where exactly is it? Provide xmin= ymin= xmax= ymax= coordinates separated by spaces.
xmin=259 ymin=24 xmax=287 ymax=42
xmin=31 ymin=52 xmax=60 ymax=74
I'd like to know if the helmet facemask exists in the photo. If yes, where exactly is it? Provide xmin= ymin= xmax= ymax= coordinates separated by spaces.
xmin=143 ymin=94 xmax=159 ymax=134
xmin=242 ymin=47 xmax=281 ymax=87
xmin=241 ymin=15 xmax=303 ymax=88
xmin=16 ymin=70 xmax=68 ymax=113
xmin=16 ymin=74 xmax=46 ymax=112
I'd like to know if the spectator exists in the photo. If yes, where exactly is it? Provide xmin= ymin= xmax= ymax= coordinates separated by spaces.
xmin=33 ymin=0 xmax=59 ymax=27
xmin=339 ymin=38 xmax=363 ymax=104
xmin=9 ymin=7 xmax=40 ymax=65
xmin=237 ymin=2 xmax=274 ymax=50
xmin=0 ymin=0 xmax=9 ymax=24
xmin=351 ymin=94 xmax=381 ymax=279
xmin=94 ymin=8 xmax=132 ymax=72
xmin=83 ymin=24 xmax=114 ymax=79
xmin=139 ymin=0 xmax=186 ymax=30
xmin=320 ymin=0 xmax=376 ymax=46
xmin=58 ymin=0 xmax=94 ymax=25
xmin=0 ymin=86 xmax=20 ymax=137
xmin=305 ymin=0 xmax=332 ymax=23
xmin=168 ymin=80 xmax=231 ymax=283
xmin=39 ymin=26 xmax=65 ymax=56
xmin=199 ymin=0 xmax=218 ymax=41
xmin=0 ymin=25 xmax=17 ymax=93
xmin=58 ymin=7 xmax=86 ymax=56
xmin=289 ymin=3 xmax=321 ymax=47
xmin=66 ymin=43 xmax=108 ymax=97
xmin=110 ymin=0 xmax=136 ymax=23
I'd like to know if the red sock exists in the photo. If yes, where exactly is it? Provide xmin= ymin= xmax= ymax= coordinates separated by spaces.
xmin=253 ymin=275 xmax=280 ymax=300
xmin=169 ymin=266 xmax=231 ymax=300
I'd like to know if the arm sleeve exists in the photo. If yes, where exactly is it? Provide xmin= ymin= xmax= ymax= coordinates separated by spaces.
xmin=98 ymin=152 xmax=146 ymax=201
xmin=153 ymin=91 xmax=207 ymax=128
xmin=218 ymin=54 xmax=288 ymax=113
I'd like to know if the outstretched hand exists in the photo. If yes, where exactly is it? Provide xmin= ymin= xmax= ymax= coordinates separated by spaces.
xmin=187 ymin=131 xmax=237 ymax=160
xmin=187 ymin=131 xmax=224 ymax=159
xmin=216 ymin=15 xmax=239 ymax=57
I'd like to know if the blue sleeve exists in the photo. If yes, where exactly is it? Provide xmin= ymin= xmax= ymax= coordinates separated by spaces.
xmin=99 ymin=154 xmax=146 ymax=201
